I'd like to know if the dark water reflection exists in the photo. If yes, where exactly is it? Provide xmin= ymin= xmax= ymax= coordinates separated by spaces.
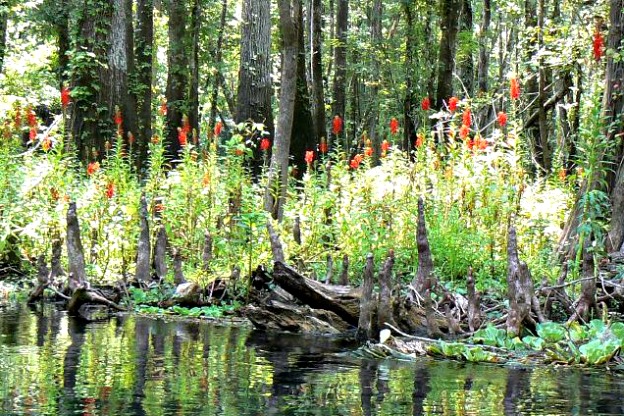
xmin=1 ymin=303 xmax=624 ymax=415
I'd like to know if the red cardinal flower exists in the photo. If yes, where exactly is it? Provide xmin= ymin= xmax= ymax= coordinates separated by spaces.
xmin=389 ymin=117 xmax=399 ymax=135
xmin=260 ymin=137 xmax=271 ymax=151
xmin=87 ymin=162 xmax=100 ymax=176
xmin=29 ymin=127 xmax=37 ymax=142
xmin=177 ymin=127 xmax=187 ymax=146
xmin=381 ymin=140 xmax=390 ymax=153
xmin=415 ymin=133 xmax=425 ymax=148
xmin=41 ymin=136 xmax=52 ymax=152
xmin=305 ymin=150 xmax=315 ymax=164
xmin=214 ymin=121 xmax=223 ymax=137
xmin=364 ymin=146 xmax=373 ymax=157
xmin=332 ymin=115 xmax=343 ymax=135
xmin=159 ymin=98 xmax=167 ymax=116
xmin=350 ymin=154 xmax=363 ymax=169
xmin=105 ymin=181 xmax=115 ymax=199
xmin=13 ymin=105 xmax=22 ymax=129
xmin=61 ymin=87 xmax=71 ymax=110
xmin=459 ymin=124 xmax=470 ymax=140
xmin=181 ymin=115 xmax=191 ymax=134
xmin=448 ymin=96 xmax=459 ymax=112
xmin=593 ymin=31 xmax=605 ymax=61
xmin=114 ymin=106 xmax=123 ymax=127
xmin=421 ymin=97 xmax=431 ymax=111
xmin=497 ymin=111 xmax=508 ymax=127
xmin=474 ymin=135 xmax=488 ymax=150
xmin=319 ymin=137 xmax=328 ymax=154
xmin=128 ymin=132 xmax=135 ymax=145
xmin=27 ymin=107 xmax=37 ymax=128
xmin=462 ymin=108 xmax=471 ymax=127
xmin=510 ymin=77 xmax=521 ymax=100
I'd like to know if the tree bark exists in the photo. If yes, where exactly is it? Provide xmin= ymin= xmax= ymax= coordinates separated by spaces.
xmin=402 ymin=1 xmax=417 ymax=152
xmin=332 ymin=0 xmax=348 ymax=148
xmin=208 ymin=0 xmax=228 ymax=129
xmin=606 ymin=0 xmax=624 ymax=252
xmin=458 ymin=0 xmax=474 ymax=96
xmin=264 ymin=0 xmax=299 ymax=220
xmin=290 ymin=1 xmax=316 ymax=178
xmin=135 ymin=195 xmax=151 ymax=283
xmin=377 ymin=250 xmax=397 ymax=332
xmin=477 ymin=0 xmax=491 ymax=94
xmin=0 ymin=2 xmax=7 ymax=75
xmin=66 ymin=202 xmax=87 ymax=292
xmin=435 ymin=0 xmax=461 ymax=108
xmin=235 ymin=0 xmax=274 ymax=137
xmin=188 ymin=0 xmax=201 ymax=139
xmin=411 ymin=198 xmax=435 ymax=297
xmin=356 ymin=253 xmax=375 ymax=343
xmin=310 ymin=0 xmax=326 ymax=145
xmin=165 ymin=0 xmax=189 ymax=161
xmin=367 ymin=0 xmax=382 ymax=164
xmin=135 ymin=0 xmax=154 ymax=169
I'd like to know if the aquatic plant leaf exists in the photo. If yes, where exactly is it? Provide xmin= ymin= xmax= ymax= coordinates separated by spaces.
xmin=536 ymin=322 xmax=566 ymax=343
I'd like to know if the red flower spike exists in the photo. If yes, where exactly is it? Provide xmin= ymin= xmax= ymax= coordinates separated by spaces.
xmin=305 ymin=150 xmax=315 ymax=164
xmin=381 ymin=140 xmax=390 ymax=153
xmin=421 ymin=97 xmax=431 ymax=111
xmin=593 ymin=31 xmax=605 ymax=61
xmin=105 ymin=181 xmax=115 ymax=199
xmin=114 ymin=107 xmax=123 ymax=126
xmin=364 ymin=146 xmax=373 ymax=157
xmin=415 ymin=133 xmax=425 ymax=148
xmin=159 ymin=99 xmax=167 ymax=116
xmin=510 ymin=77 xmax=521 ymax=100
xmin=214 ymin=121 xmax=223 ymax=137
xmin=448 ymin=96 xmax=459 ymax=113
xmin=128 ymin=132 xmax=135 ymax=145
xmin=29 ymin=128 xmax=37 ymax=142
xmin=332 ymin=115 xmax=343 ymax=135
xmin=181 ymin=115 xmax=191 ymax=134
xmin=27 ymin=108 xmax=37 ymax=128
xmin=459 ymin=124 xmax=470 ymax=140
xmin=14 ymin=106 xmax=22 ymax=129
xmin=462 ymin=108 xmax=471 ymax=128
xmin=41 ymin=136 xmax=52 ymax=152
xmin=177 ymin=127 xmax=187 ymax=146
xmin=497 ymin=111 xmax=508 ymax=127
xmin=87 ymin=162 xmax=100 ymax=176
xmin=319 ymin=137 xmax=328 ymax=154
xmin=61 ymin=87 xmax=71 ymax=109
xmin=260 ymin=137 xmax=271 ymax=151
xmin=389 ymin=118 xmax=399 ymax=135
xmin=350 ymin=154 xmax=363 ymax=169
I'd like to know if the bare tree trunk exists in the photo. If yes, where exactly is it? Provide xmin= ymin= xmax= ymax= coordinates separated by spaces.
xmin=606 ymin=0 xmax=624 ymax=252
xmin=235 ymin=0 xmax=274 ymax=137
xmin=367 ymin=0 xmax=382 ymax=165
xmin=458 ymin=0 xmax=474 ymax=96
xmin=66 ymin=202 xmax=87 ymax=292
xmin=188 ymin=0 xmax=201 ymax=138
xmin=332 ymin=0 xmax=348 ymax=148
xmin=135 ymin=0 xmax=154 ymax=170
xmin=135 ymin=196 xmax=151 ymax=283
xmin=356 ymin=253 xmax=375 ymax=343
xmin=402 ymin=1 xmax=417 ymax=152
xmin=435 ymin=0 xmax=461 ymax=108
xmin=165 ymin=0 xmax=189 ymax=161
xmin=310 ymin=0 xmax=326 ymax=145
xmin=264 ymin=0 xmax=300 ymax=221
xmin=0 ymin=2 xmax=7 ymax=75
xmin=477 ymin=0 xmax=491 ymax=94
xmin=208 ymin=0 xmax=228 ymax=128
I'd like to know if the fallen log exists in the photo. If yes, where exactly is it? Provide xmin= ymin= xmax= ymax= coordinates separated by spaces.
xmin=272 ymin=261 xmax=360 ymax=327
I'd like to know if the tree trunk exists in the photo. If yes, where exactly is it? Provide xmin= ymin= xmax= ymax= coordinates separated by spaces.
xmin=235 ymin=0 xmax=274 ymax=137
xmin=264 ymin=0 xmax=299 ymax=221
xmin=477 ymin=0 xmax=491 ymax=94
xmin=109 ymin=0 xmax=138 ymax=147
xmin=0 ymin=3 xmax=7 ymax=75
xmin=606 ymin=0 xmax=624 ymax=253
xmin=402 ymin=1 xmax=417 ymax=152
xmin=165 ymin=0 xmax=189 ymax=161
xmin=208 ymin=0 xmax=228 ymax=129
xmin=135 ymin=0 xmax=154 ymax=169
xmin=290 ymin=1 xmax=316 ymax=178
xmin=332 ymin=0 xmax=348 ymax=149
xmin=367 ymin=0 xmax=382 ymax=165
xmin=458 ymin=0 xmax=474 ymax=97
xmin=356 ymin=253 xmax=375 ymax=343
xmin=435 ymin=0 xmax=461 ymax=108
xmin=188 ymin=0 xmax=201 ymax=139
xmin=56 ymin=0 xmax=70 ymax=89
xmin=310 ymin=0 xmax=326 ymax=145
xmin=68 ymin=0 xmax=114 ymax=162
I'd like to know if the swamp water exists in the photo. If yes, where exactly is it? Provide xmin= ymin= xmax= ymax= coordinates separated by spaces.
xmin=1 ymin=303 xmax=623 ymax=415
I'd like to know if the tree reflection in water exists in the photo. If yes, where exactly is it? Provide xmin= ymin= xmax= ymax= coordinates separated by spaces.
xmin=1 ymin=304 xmax=624 ymax=415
